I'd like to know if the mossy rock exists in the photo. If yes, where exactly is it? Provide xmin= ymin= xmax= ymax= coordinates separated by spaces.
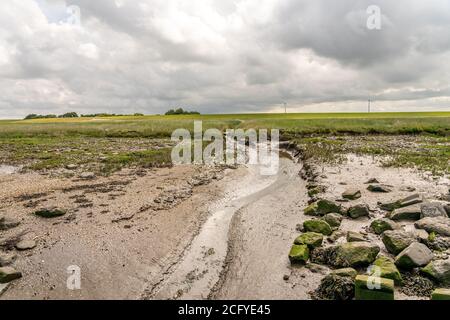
xmin=370 ymin=218 xmax=398 ymax=235
xmin=0 ymin=267 xmax=22 ymax=284
xmin=34 ymin=208 xmax=66 ymax=218
xmin=288 ymin=244 xmax=310 ymax=264
xmin=308 ymin=186 xmax=325 ymax=198
xmin=331 ymin=268 xmax=358 ymax=279
xmin=389 ymin=204 xmax=422 ymax=221
xmin=304 ymin=203 xmax=319 ymax=216
xmin=355 ymin=275 xmax=394 ymax=300
xmin=395 ymin=242 xmax=433 ymax=270
xmin=421 ymin=259 xmax=450 ymax=285
xmin=303 ymin=220 xmax=333 ymax=236
xmin=342 ymin=189 xmax=361 ymax=200
xmin=382 ymin=230 xmax=415 ymax=255
xmin=347 ymin=231 xmax=366 ymax=242
xmin=304 ymin=200 xmax=341 ymax=216
xmin=369 ymin=256 xmax=402 ymax=285
xmin=322 ymin=213 xmax=343 ymax=228
xmin=331 ymin=243 xmax=380 ymax=268
xmin=431 ymin=288 xmax=450 ymax=300
xmin=294 ymin=232 xmax=324 ymax=249
xmin=380 ymin=194 xmax=423 ymax=212
xmin=347 ymin=204 xmax=370 ymax=219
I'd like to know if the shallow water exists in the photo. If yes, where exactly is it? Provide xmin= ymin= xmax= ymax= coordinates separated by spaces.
xmin=0 ymin=165 xmax=21 ymax=175
xmin=152 ymin=161 xmax=280 ymax=299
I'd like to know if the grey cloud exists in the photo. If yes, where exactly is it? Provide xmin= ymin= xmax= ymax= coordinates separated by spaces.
xmin=0 ymin=0 xmax=449 ymax=118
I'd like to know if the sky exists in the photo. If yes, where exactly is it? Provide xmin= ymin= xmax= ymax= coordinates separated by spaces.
xmin=0 ymin=0 xmax=449 ymax=118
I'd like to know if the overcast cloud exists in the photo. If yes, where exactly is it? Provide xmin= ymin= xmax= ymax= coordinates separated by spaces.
xmin=0 ymin=0 xmax=449 ymax=118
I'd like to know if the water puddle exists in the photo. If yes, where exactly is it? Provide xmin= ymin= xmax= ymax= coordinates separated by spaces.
xmin=0 ymin=165 xmax=21 ymax=175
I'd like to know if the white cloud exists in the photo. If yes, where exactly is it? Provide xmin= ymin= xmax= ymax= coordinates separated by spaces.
xmin=0 ymin=0 xmax=449 ymax=118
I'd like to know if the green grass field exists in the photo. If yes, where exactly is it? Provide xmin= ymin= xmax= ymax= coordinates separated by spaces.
xmin=0 ymin=112 xmax=449 ymax=174
xmin=1 ymin=112 xmax=450 ymax=138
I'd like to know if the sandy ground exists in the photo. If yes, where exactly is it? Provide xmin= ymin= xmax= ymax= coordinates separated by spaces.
xmin=0 ymin=164 xmax=233 ymax=299
xmin=1 ymin=151 xmax=449 ymax=300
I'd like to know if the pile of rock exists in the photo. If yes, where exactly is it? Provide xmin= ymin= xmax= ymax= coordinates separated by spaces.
xmin=290 ymin=188 xmax=450 ymax=300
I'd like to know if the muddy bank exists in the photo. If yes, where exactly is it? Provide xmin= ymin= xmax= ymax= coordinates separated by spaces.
xmin=0 ymin=165 xmax=233 ymax=299
xmin=1 ymin=148 xmax=449 ymax=300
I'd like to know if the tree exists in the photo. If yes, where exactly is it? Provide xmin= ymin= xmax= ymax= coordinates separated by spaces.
xmin=59 ymin=112 xmax=79 ymax=118
xmin=165 ymin=108 xmax=200 ymax=115
xmin=24 ymin=114 xmax=38 ymax=120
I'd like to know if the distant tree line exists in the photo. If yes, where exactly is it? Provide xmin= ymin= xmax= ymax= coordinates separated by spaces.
xmin=165 ymin=108 xmax=200 ymax=115
xmin=24 ymin=112 xmax=145 ymax=120
xmin=80 ymin=113 xmax=144 ymax=117
xmin=24 ymin=112 xmax=79 ymax=119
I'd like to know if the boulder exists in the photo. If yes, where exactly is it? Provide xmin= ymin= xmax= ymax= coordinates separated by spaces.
xmin=347 ymin=231 xmax=366 ymax=242
xmin=369 ymin=256 xmax=402 ymax=285
xmin=413 ymin=229 xmax=430 ymax=243
xmin=415 ymin=217 xmax=450 ymax=237
xmin=0 ymin=216 xmax=20 ymax=231
xmin=342 ymin=189 xmax=361 ymax=200
xmin=365 ymin=178 xmax=379 ymax=184
xmin=330 ymin=242 xmax=380 ymax=268
xmin=34 ymin=208 xmax=66 ymax=218
xmin=389 ymin=204 xmax=422 ymax=221
xmin=355 ymin=275 xmax=394 ymax=300
xmin=0 ymin=267 xmax=22 ymax=283
xmin=303 ymin=220 xmax=333 ymax=236
xmin=367 ymin=184 xmax=392 ymax=193
xmin=294 ymin=232 xmax=324 ymax=249
xmin=382 ymin=230 xmax=416 ymax=255
xmin=15 ymin=240 xmax=36 ymax=251
xmin=395 ymin=242 xmax=433 ymax=270
xmin=288 ymin=244 xmax=310 ymax=264
xmin=400 ymin=194 xmax=424 ymax=208
xmin=328 ymin=230 xmax=346 ymax=243
xmin=380 ymin=194 xmax=423 ymax=211
xmin=308 ymin=187 xmax=322 ymax=198
xmin=421 ymin=258 xmax=450 ymax=285
xmin=304 ymin=199 xmax=341 ymax=216
xmin=0 ymin=252 xmax=16 ymax=267
xmin=431 ymin=288 xmax=450 ymax=300
xmin=347 ymin=204 xmax=370 ymax=219
xmin=322 ymin=213 xmax=343 ymax=229
xmin=421 ymin=202 xmax=448 ymax=219
xmin=370 ymin=218 xmax=399 ymax=235
xmin=331 ymin=268 xmax=358 ymax=279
